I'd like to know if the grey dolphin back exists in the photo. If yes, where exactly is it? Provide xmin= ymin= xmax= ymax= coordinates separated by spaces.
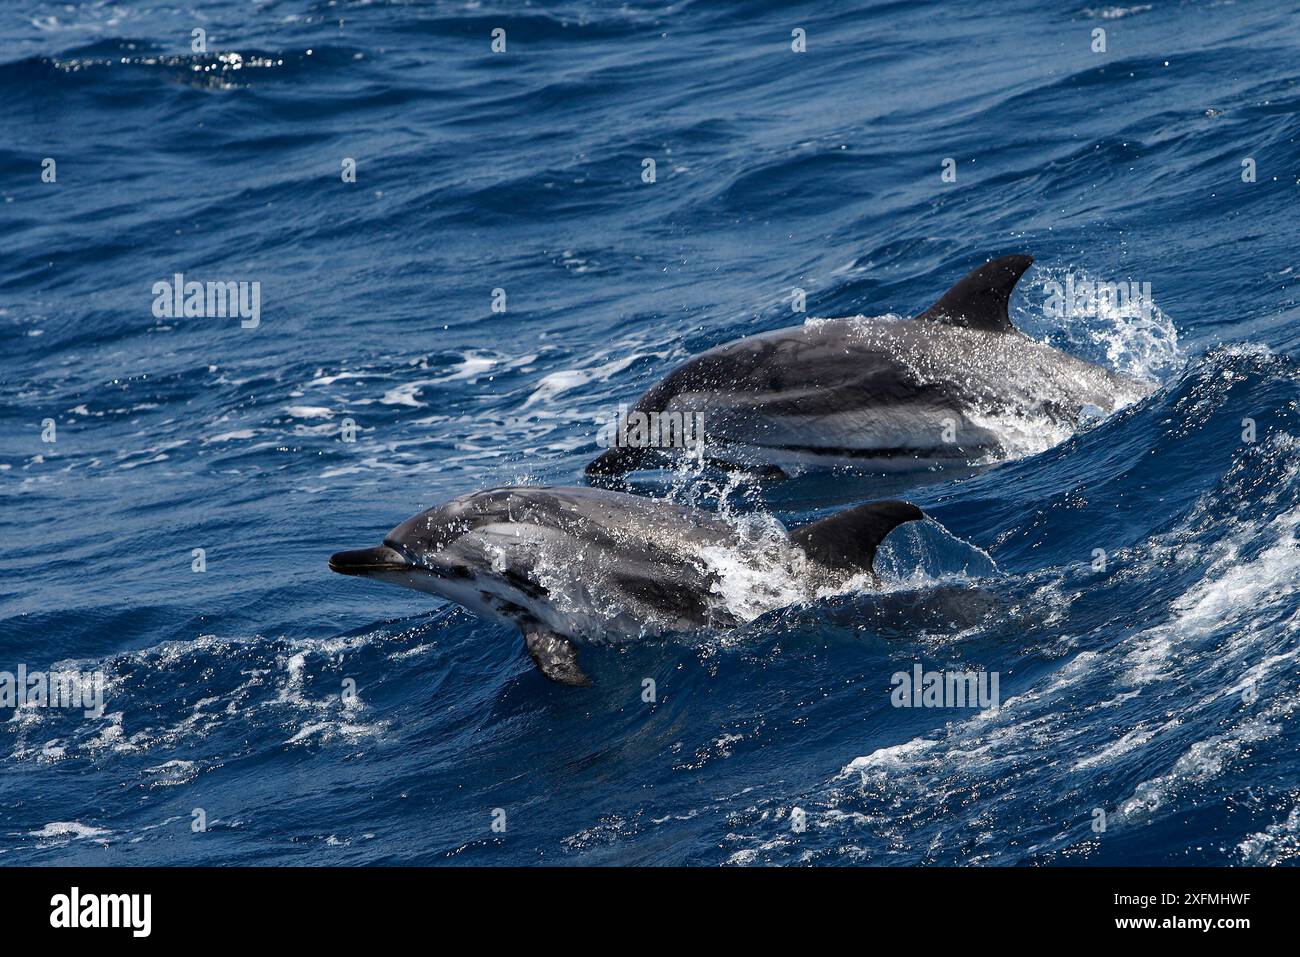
xmin=584 ymin=253 xmax=1039 ymax=479
xmin=789 ymin=500 xmax=924 ymax=575
xmin=913 ymin=254 xmax=1033 ymax=334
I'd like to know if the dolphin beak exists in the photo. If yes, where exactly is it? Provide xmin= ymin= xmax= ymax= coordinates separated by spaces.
xmin=328 ymin=545 xmax=409 ymax=577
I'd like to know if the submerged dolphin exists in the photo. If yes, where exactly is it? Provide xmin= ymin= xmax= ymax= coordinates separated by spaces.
xmin=587 ymin=254 xmax=1153 ymax=478
xmin=330 ymin=486 xmax=922 ymax=686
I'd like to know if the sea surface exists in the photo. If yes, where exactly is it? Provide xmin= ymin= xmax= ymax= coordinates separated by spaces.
xmin=2 ymin=0 xmax=1298 ymax=865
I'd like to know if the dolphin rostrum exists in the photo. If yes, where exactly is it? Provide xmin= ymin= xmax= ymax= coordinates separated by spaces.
xmin=330 ymin=486 xmax=923 ymax=686
xmin=587 ymin=254 xmax=1153 ymax=478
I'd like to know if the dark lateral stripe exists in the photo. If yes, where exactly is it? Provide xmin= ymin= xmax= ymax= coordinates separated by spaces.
xmin=741 ymin=443 xmax=980 ymax=460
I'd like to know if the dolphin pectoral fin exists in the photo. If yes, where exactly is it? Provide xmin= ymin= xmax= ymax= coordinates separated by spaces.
xmin=524 ymin=630 xmax=592 ymax=687
xmin=791 ymin=500 xmax=925 ymax=575
xmin=914 ymin=254 xmax=1033 ymax=334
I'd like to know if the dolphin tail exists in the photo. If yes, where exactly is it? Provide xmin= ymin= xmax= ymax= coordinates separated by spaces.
xmin=790 ymin=500 xmax=924 ymax=575
xmin=914 ymin=254 xmax=1033 ymax=334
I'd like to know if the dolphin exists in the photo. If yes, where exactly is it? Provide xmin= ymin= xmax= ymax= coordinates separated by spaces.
xmin=329 ymin=486 xmax=923 ymax=686
xmin=586 ymin=254 xmax=1154 ymax=479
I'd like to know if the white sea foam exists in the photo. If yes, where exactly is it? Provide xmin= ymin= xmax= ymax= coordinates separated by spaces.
xmin=1116 ymin=700 xmax=1293 ymax=825
xmin=207 ymin=428 xmax=258 ymax=442
xmin=1024 ymin=264 xmax=1184 ymax=384
xmin=1 ymin=629 xmax=399 ymax=767
xmin=1123 ymin=504 xmax=1300 ymax=685
xmin=380 ymin=380 xmax=442 ymax=407
xmin=30 ymin=821 xmax=111 ymax=841
xmin=143 ymin=759 xmax=199 ymax=786
xmin=523 ymin=352 xmax=654 ymax=408
xmin=1238 ymin=804 xmax=1300 ymax=864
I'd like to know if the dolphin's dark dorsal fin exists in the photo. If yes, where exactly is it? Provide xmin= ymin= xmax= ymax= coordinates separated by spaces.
xmin=914 ymin=254 xmax=1033 ymax=333
xmin=791 ymin=500 xmax=924 ymax=575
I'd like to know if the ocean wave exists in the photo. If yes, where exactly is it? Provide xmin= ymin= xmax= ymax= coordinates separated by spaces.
xmin=4 ymin=0 xmax=1297 ymax=865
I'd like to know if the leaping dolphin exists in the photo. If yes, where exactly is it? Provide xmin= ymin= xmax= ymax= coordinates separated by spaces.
xmin=586 ymin=254 xmax=1153 ymax=478
xmin=329 ymin=486 xmax=923 ymax=686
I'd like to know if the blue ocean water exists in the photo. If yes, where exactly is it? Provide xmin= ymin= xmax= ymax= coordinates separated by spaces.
xmin=2 ymin=0 xmax=1298 ymax=866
